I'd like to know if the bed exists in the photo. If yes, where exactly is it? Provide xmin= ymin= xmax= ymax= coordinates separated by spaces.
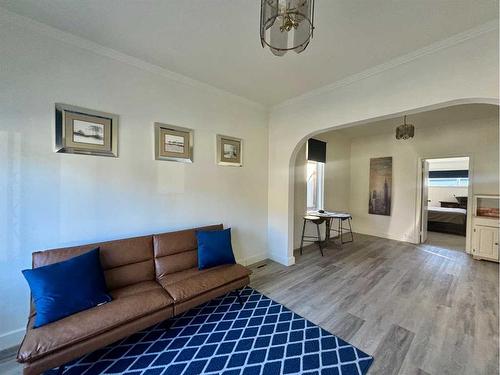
xmin=427 ymin=206 xmax=467 ymax=236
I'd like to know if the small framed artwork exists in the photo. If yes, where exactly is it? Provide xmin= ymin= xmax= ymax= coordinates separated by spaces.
xmin=154 ymin=123 xmax=193 ymax=163
xmin=217 ymin=134 xmax=243 ymax=167
xmin=55 ymin=103 xmax=118 ymax=157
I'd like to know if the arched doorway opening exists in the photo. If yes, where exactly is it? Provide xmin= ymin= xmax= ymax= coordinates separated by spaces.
xmin=287 ymin=99 xmax=499 ymax=264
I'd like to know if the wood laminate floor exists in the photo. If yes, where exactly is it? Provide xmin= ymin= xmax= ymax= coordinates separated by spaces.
xmin=425 ymin=231 xmax=466 ymax=253
xmin=249 ymin=233 xmax=499 ymax=375
xmin=2 ymin=233 xmax=497 ymax=375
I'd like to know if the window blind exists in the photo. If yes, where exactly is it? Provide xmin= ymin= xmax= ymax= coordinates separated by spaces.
xmin=307 ymin=138 xmax=326 ymax=163
xmin=429 ymin=170 xmax=469 ymax=178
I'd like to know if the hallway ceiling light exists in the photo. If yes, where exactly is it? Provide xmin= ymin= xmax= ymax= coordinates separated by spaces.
xmin=395 ymin=115 xmax=415 ymax=140
xmin=260 ymin=0 xmax=315 ymax=56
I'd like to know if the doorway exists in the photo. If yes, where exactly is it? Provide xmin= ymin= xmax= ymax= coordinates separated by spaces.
xmin=420 ymin=157 xmax=470 ymax=252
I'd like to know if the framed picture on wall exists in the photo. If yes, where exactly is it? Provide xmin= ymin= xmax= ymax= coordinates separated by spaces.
xmin=154 ymin=122 xmax=194 ymax=162
xmin=216 ymin=134 xmax=243 ymax=167
xmin=368 ymin=156 xmax=392 ymax=215
xmin=55 ymin=103 xmax=119 ymax=157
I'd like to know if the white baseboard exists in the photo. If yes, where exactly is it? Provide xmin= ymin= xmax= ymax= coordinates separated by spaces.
xmin=268 ymin=252 xmax=295 ymax=266
xmin=240 ymin=252 xmax=268 ymax=267
xmin=0 ymin=327 xmax=24 ymax=352
xmin=354 ymin=228 xmax=418 ymax=244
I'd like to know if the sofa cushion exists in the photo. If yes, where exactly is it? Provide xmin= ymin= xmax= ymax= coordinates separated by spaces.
xmin=18 ymin=284 xmax=173 ymax=363
xmin=33 ymin=235 xmax=155 ymax=290
xmin=109 ymin=280 xmax=164 ymax=299
xmin=197 ymin=228 xmax=236 ymax=270
xmin=174 ymin=278 xmax=250 ymax=316
xmin=23 ymin=248 xmax=111 ymax=328
xmin=153 ymin=224 xmax=223 ymax=280
xmin=158 ymin=263 xmax=251 ymax=303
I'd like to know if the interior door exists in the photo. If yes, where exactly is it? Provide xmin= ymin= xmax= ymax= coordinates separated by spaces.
xmin=420 ymin=160 xmax=430 ymax=243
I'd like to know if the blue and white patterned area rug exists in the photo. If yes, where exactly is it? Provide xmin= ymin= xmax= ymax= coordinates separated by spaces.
xmin=48 ymin=287 xmax=373 ymax=375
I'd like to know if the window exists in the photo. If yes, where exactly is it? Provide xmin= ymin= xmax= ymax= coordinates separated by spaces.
xmin=428 ymin=169 xmax=468 ymax=187
xmin=306 ymin=161 xmax=324 ymax=211
xmin=429 ymin=177 xmax=469 ymax=187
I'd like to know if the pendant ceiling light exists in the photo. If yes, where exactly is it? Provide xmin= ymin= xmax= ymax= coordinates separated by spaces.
xmin=260 ymin=0 xmax=315 ymax=56
xmin=395 ymin=115 xmax=415 ymax=140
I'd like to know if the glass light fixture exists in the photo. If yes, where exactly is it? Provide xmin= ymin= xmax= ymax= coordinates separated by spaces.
xmin=260 ymin=0 xmax=315 ymax=56
xmin=395 ymin=115 xmax=415 ymax=140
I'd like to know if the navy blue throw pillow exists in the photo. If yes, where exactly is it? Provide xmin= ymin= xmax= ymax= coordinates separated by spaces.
xmin=22 ymin=248 xmax=111 ymax=328
xmin=197 ymin=228 xmax=236 ymax=270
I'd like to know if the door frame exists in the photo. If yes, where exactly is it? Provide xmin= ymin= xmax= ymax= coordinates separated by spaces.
xmin=415 ymin=154 xmax=473 ymax=253
xmin=420 ymin=160 xmax=430 ymax=243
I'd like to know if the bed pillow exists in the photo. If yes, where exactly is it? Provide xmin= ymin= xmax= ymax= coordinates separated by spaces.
xmin=22 ymin=248 xmax=111 ymax=328
xmin=197 ymin=228 xmax=236 ymax=270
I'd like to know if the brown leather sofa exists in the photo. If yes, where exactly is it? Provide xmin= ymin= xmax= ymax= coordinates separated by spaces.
xmin=17 ymin=224 xmax=251 ymax=375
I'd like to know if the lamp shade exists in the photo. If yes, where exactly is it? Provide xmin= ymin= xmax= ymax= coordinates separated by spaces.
xmin=260 ymin=0 xmax=315 ymax=56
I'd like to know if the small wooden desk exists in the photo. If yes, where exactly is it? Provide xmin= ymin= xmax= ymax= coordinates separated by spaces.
xmin=307 ymin=211 xmax=354 ymax=245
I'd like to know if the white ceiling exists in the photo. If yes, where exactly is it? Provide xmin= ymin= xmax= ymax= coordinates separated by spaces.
xmin=1 ymin=0 xmax=498 ymax=106
xmin=326 ymin=103 xmax=499 ymax=139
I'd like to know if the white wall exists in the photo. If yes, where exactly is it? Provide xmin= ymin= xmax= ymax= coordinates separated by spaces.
xmin=323 ymin=133 xmax=351 ymax=212
xmin=348 ymin=114 xmax=498 ymax=244
xmin=268 ymin=25 xmax=499 ymax=266
xmin=0 ymin=17 xmax=269 ymax=349
xmin=293 ymin=143 xmax=307 ymax=249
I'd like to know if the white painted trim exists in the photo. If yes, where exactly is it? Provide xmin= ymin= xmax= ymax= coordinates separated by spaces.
xmin=353 ymin=229 xmax=418 ymax=244
xmin=269 ymin=251 xmax=295 ymax=266
xmin=0 ymin=327 xmax=24 ymax=351
xmin=0 ymin=7 xmax=266 ymax=111
xmin=239 ymin=252 xmax=268 ymax=267
xmin=273 ymin=20 xmax=499 ymax=110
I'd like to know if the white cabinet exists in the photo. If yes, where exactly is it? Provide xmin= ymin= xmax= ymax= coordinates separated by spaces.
xmin=472 ymin=224 xmax=499 ymax=261
xmin=471 ymin=195 xmax=499 ymax=262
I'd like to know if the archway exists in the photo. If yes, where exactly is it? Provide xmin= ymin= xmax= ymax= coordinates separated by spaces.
xmin=283 ymin=98 xmax=499 ymax=265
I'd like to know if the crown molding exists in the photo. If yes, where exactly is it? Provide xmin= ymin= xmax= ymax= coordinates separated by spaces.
xmin=0 ymin=7 xmax=267 ymax=111
xmin=272 ymin=20 xmax=499 ymax=111
xmin=1 ymin=6 xmax=496 ymax=113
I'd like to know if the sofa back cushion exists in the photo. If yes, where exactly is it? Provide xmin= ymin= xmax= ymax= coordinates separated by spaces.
xmin=33 ymin=235 xmax=154 ymax=290
xmin=153 ymin=224 xmax=223 ymax=280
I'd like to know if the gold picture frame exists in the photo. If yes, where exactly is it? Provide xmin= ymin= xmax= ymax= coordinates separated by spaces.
xmin=217 ymin=134 xmax=243 ymax=167
xmin=55 ymin=103 xmax=118 ymax=157
xmin=154 ymin=123 xmax=194 ymax=163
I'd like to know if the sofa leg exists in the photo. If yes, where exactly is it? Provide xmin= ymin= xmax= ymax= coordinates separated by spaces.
xmin=235 ymin=289 xmax=244 ymax=306
xmin=57 ymin=365 xmax=66 ymax=374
